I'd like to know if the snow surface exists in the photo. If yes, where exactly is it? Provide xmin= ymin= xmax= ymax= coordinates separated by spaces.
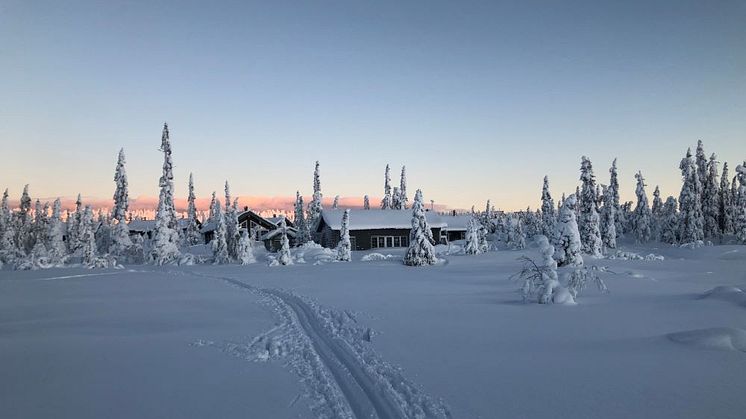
xmin=2 ymin=240 xmax=746 ymax=419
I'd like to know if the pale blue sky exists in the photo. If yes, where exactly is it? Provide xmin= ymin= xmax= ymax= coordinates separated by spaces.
xmin=1 ymin=0 xmax=744 ymax=210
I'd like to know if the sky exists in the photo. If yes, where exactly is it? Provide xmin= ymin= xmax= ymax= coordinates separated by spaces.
xmin=1 ymin=0 xmax=745 ymax=212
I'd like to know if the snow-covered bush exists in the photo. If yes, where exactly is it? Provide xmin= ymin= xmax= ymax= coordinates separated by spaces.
xmin=565 ymin=265 xmax=608 ymax=299
xmin=464 ymin=217 xmax=481 ymax=255
xmin=237 ymin=230 xmax=256 ymax=265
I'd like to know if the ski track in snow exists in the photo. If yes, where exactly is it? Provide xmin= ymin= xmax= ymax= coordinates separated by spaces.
xmin=186 ymin=271 xmax=450 ymax=419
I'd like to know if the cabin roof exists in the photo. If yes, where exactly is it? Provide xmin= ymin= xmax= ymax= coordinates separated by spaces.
xmin=319 ymin=209 xmax=447 ymax=231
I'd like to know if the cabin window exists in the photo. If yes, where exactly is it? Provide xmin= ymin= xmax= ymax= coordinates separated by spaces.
xmin=370 ymin=235 xmax=409 ymax=248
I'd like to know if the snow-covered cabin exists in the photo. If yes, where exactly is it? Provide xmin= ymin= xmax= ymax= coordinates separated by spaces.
xmin=201 ymin=209 xmax=293 ymax=243
xmin=441 ymin=214 xmax=471 ymax=242
xmin=260 ymin=227 xmax=298 ymax=252
xmin=128 ymin=218 xmax=196 ymax=240
xmin=315 ymin=209 xmax=447 ymax=250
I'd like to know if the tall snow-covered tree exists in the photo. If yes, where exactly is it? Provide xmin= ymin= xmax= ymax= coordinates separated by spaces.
xmin=237 ymin=230 xmax=255 ymax=265
xmin=95 ymin=209 xmax=113 ymax=255
xmin=294 ymin=191 xmax=311 ymax=245
xmin=719 ymin=162 xmax=734 ymax=235
xmin=110 ymin=149 xmax=133 ymax=256
xmin=307 ymin=161 xmax=323 ymax=231
xmin=659 ymin=197 xmax=680 ymax=244
xmin=399 ymin=166 xmax=408 ymax=209
xmin=599 ymin=185 xmax=616 ymax=252
xmin=150 ymin=123 xmax=181 ymax=265
xmin=633 ymin=171 xmax=652 ymax=243
xmin=735 ymin=162 xmax=746 ymax=243
xmin=46 ymin=198 xmax=67 ymax=264
xmin=608 ymin=159 xmax=623 ymax=235
xmin=702 ymin=153 xmax=721 ymax=238
xmin=464 ymin=217 xmax=481 ymax=255
xmin=185 ymin=173 xmax=201 ymax=245
xmin=336 ymin=209 xmax=351 ymax=262
xmin=211 ymin=198 xmax=230 ymax=264
xmin=381 ymin=164 xmax=392 ymax=209
xmin=404 ymin=190 xmax=437 ymax=266
xmin=224 ymin=182 xmax=240 ymax=260
xmin=578 ymin=157 xmax=602 ymax=256
xmin=112 ymin=148 xmax=129 ymax=222
xmin=392 ymin=187 xmax=402 ymax=210
xmin=507 ymin=216 xmax=526 ymax=250
xmin=332 ymin=195 xmax=340 ymax=210
xmin=276 ymin=218 xmax=293 ymax=265
xmin=540 ymin=175 xmax=556 ymax=239
xmin=363 ymin=195 xmax=370 ymax=210
xmin=678 ymin=148 xmax=705 ymax=243
xmin=651 ymin=186 xmax=663 ymax=217
xmin=208 ymin=191 xmax=217 ymax=221
xmin=80 ymin=206 xmax=98 ymax=267
xmin=695 ymin=140 xmax=708 ymax=200
xmin=554 ymin=194 xmax=583 ymax=267
xmin=0 ymin=189 xmax=16 ymax=262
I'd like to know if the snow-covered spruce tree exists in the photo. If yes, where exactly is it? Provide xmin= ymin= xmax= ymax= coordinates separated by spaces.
xmin=399 ymin=166 xmax=408 ymax=209
xmin=46 ymin=198 xmax=67 ymax=264
xmin=208 ymin=191 xmax=216 ymax=222
xmin=678 ymin=148 xmax=705 ymax=243
xmin=719 ymin=162 xmax=734 ymax=235
xmin=150 ymin=123 xmax=181 ymax=265
xmin=464 ymin=217 xmax=481 ymax=255
xmin=381 ymin=164 xmax=392 ymax=209
xmin=80 ymin=206 xmax=98 ymax=267
xmin=540 ymin=175 xmax=556 ymax=239
xmin=110 ymin=148 xmax=133 ymax=257
xmin=185 ymin=173 xmax=201 ymax=246
xmin=211 ymin=198 xmax=230 ymax=264
xmin=651 ymin=186 xmax=663 ymax=217
xmin=307 ymin=161 xmax=323 ymax=232
xmin=578 ymin=157 xmax=602 ymax=256
xmin=32 ymin=199 xmax=48 ymax=248
xmin=660 ymin=197 xmax=680 ymax=244
xmin=608 ymin=159 xmax=623 ymax=236
xmin=332 ymin=195 xmax=340 ymax=210
xmin=404 ymin=189 xmax=438 ymax=266
xmin=363 ymin=195 xmax=370 ymax=210
xmin=633 ymin=171 xmax=652 ymax=243
xmin=736 ymin=163 xmax=746 ymax=243
xmin=482 ymin=199 xmax=493 ymax=230
xmin=95 ymin=209 xmax=113 ymax=255
xmin=391 ymin=187 xmax=402 ymax=210
xmin=336 ymin=209 xmax=351 ymax=262
xmin=14 ymin=185 xmax=33 ymax=254
xmin=112 ymin=148 xmax=128 ymax=222
xmin=224 ymin=182 xmax=240 ymax=260
xmin=294 ymin=191 xmax=311 ymax=245
xmin=478 ymin=218 xmax=489 ymax=252
xmin=276 ymin=218 xmax=293 ymax=266
xmin=554 ymin=194 xmax=583 ymax=267
xmin=507 ymin=216 xmax=526 ymax=250
xmin=695 ymin=140 xmax=708 ymax=200
xmin=702 ymin=153 xmax=720 ymax=238
xmin=237 ymin=229 xmax=255 ymax=265
xmin=0 ymin=190 xmax=17 ymax=263
xmin=599 ymin=185 xmax=616 ymax=252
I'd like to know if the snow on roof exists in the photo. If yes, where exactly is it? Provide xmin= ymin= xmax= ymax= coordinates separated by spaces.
xmin=441 ymin=214 xmax=472 ymax=231
xmin=320 ymin=209 xmax=447 ymax=231
xmin=260 ymin=227 xmax=298 ymax=241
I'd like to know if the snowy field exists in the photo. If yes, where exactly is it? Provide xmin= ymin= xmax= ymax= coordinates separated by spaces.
xmin=2 ymin=241 xmax=746 ymax=419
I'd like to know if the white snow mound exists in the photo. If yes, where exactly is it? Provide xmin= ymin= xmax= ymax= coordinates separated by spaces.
xmin=667 ymin=328 xmax=746 ymax=353
xmin=700 ymin=286 xmax=746 ymax=307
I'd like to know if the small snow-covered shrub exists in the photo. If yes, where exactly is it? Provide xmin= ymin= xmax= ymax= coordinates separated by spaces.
xmin=361 ymin=253 xmax=398 ymax=262
xmin=565 ymin=265 xmax=608 ymax=299
xmin=606 ymin=250 xmax=664 ymax=261
xmin=293 ymin=242 xmax=335 ymax=264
